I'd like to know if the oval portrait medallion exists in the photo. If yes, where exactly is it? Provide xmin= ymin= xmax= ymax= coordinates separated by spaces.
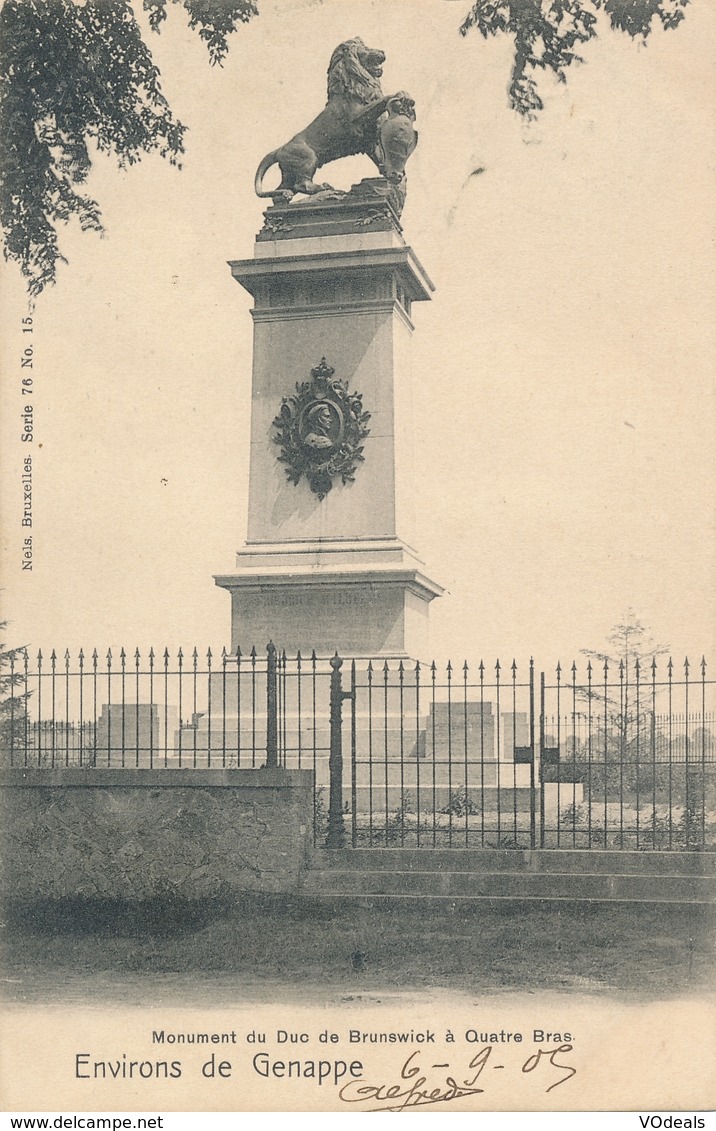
xmin=272 ymin=358 xmax=371 ymax=499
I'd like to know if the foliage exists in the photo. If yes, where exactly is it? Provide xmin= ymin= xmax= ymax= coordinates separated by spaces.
xmin=0 ymin=0 xmax=257 ymax=295
xmin=458 ymin=0 xmax=691 ymax=116
xmin=384 ymin=791 xmax=413 ymax=844
xmin=633 ymin=802 xmax=713 ymax=850
xmin=313 ymin=785 xmax=329 ymax=844
xmin=559 ymin=801 xmax=586 ymax=827
xmin=440 ymin=786 xmax=480 ymax=817
xmin=582 ymin=609 xmax=669 ymax=673
xmin=0 ymin=623 xmax=30 ymax=764
xmin=576 ymin=610 xmax=670 ymax=760
xmin=144 ymin=0 xmax=257 ymax=64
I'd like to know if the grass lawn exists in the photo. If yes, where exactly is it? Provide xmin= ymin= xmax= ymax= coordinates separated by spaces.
xmin=2 ymin=894 xmax=715 ymax=1003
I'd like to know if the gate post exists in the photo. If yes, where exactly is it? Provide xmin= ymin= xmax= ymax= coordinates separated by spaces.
xmin=266 ymin=641 xmax=278 ymax=768
xmin=327 ymin=653 xmax=349 ymax=848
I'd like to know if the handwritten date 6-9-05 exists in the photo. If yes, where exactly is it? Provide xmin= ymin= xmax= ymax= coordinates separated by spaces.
xmin=338 ymin=1044 xmax=576 ymax=1111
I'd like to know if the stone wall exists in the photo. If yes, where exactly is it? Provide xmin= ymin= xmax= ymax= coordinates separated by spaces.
xmin=0 ymin=767 xmax=313 ymax=901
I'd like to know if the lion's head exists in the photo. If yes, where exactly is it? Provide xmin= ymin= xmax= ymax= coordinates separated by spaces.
xmin=327 ymin=37 xmax=386 ymax=105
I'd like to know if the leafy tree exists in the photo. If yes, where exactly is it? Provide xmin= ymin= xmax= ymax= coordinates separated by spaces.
xmin=459 ymin=0 xmax=691 ymax=117
xmin=582 ymin=609 xmax=669 ymax=680
xmin=0 ymin=622 xmax=30 ymax=766
xmin=578 ymin=609 xmax=669 ymax=763
xmin=561 ymin=612 xmax=692 ymax=827
xmin=0 ymin=0 xmax=257 ymax=296
xmin=559 ymin=614 xmax=710 ymax=848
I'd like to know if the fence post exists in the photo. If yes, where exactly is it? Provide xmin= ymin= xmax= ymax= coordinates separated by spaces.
xmin=350 ymin=659 xmax=357 ymax=848
xmin=327 ymin=653 xmax=347 ymax=848
xmin=529 ymin=658 xmax=536 ymax=849
xmin=539 ymin=671 xmax=545 ymax=848
xmin=266 ymin=641 xmax=278 ymax=768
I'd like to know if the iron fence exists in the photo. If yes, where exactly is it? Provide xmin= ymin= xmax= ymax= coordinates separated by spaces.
xmin=2 ymin=644 xmax=332 ymax=772
xmin=2 ymin=645 xmax=714 ymax=851
xmin=540 ymin=659 xmax=716 ymax=851
xmin=343 ymin=657 xmax=536 ymax=850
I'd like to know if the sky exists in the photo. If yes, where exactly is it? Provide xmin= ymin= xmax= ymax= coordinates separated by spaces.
xmin=1 ymin=0 xmax=714 ymax=670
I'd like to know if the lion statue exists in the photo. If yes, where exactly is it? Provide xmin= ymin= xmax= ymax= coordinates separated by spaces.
xmin=254 ymin=38 xmax=416 ymax=204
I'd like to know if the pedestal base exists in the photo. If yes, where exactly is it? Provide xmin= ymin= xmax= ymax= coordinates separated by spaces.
xmin=215 ymin=539 xmax=443 ymax=660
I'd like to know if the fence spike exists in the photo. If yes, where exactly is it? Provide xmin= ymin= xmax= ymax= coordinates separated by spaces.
xmin=446 ymin=660 xmax=452 ymax=674
xmin=667 ymin=657 xmax=673 ymax=676
xmin=367 ymin=659 xmax=373 ymax=674
xmin=701 ymin=656 xmax=707 ymax=675
xmin=495 ymin=658 xmax=501 ymax=674
xmin=177 ymin=647 xmax=183 ymax=663
xmin=651 ymin=656 xmax=658 ymax=675
xmin=106 ymin=648 xmax=112 ymax=663
xmin=221 ymin=646 xmax=227 ymax=660
xmin=250 ymin=646 xmax=257 ymax=660
xmin=398 ymin=659 xmax=404 ymax=675
xmin=236 ymin=645 xmax=242 ymax=660
xmin=512 ymin=659 xmax=517 ymax=675
xmin=586 ymin=659 xmax=592 ymax=675
xmin=206 ymin=646 xmax=212 ymax=662
xmin=414 ymin=659 xmax=421 ymax=677
xmin=134 ymin=647 xmax=141 ymax=662
xmin=684 ymin=656 xmax=690 ymax=675
xmin=571 ymin=660 xmax=577 ymax=676
xmin=465 ymin=660 xmax=470 ymax=675
xmin=78 ymin=648 xmax=84 ymax=664
xmin=383 ymin=659 xmax=390 ymax=674
xmin=165 ymin=647 xmax=171 ymax=661
xmin=191 ymin=647 xmax=198 ymax=663
xmin=120 ymin=647 xmax=126 ymax=662
xmin=603 ymin=658 xmax=609 ymax=676
xmin=635 ymin=656 xmax=640 ymax=677
xmin=430 ymin=660 xmax=436 ymax=675
xmin=618 ymin=658 xmax=624 ymax=676
xmin=50 ymin=649 xmax=57 ymax=664
xmin=91 ymin=648 xmax=98 ymax=664
xmin=556 ymin=661 xmax=561 ymax=678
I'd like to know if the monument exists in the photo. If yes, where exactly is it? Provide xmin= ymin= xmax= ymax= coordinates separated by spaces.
xmin=215 ymin=38 xmax=443 ymax=659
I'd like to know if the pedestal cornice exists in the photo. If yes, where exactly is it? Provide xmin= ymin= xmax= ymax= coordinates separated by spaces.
xmin=228 ymin=244 xmax=434 ymax=304
xmin=215 ymin=567 xmax=444 ymax=603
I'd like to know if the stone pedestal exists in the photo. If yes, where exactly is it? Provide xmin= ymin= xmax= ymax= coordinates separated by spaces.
xmin=216 ymin=185 xmax=443 ymax=659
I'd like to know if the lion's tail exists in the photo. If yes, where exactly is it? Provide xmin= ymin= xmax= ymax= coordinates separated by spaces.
xmin=254 ymin=151 xmax=278 ymax=198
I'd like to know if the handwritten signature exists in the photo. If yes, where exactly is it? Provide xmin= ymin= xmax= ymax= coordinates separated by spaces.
xmin=338 ymin=1044 xmax=576 ymax=1111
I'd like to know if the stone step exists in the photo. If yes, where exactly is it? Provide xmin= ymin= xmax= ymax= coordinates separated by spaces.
xmin=300 ymin=867 xmax=716 ymax=903
xmin=310 ymin=847 xmax=716 ymax=876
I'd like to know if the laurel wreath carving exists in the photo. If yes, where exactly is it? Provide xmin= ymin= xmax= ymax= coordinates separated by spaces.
xmin=272 ymin=358 xmax=371 ymax=500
